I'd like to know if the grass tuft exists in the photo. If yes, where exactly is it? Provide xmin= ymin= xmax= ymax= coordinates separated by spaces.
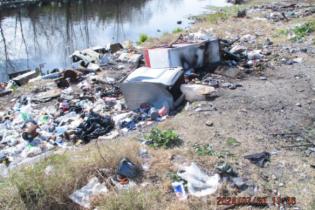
xmin=138 ymin=33 xmax=149 ymax=45
xmin=0 ymin=140 xmax=141 ymax=210
xmin=291 ymin=21 xmax=315 ymax=41
xmin=172 ymin=27 xmax=183 ymax=34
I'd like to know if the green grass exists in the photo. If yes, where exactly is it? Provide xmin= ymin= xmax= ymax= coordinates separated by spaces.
xmin=172 ymin=27 xmax=183 ymax=34
xmin=0 ymin=141 xmax=141 ymax=210
xmin=275 ymin=21 xmax=315 ymax=41
xmin=145 ymin=128 xmax=181 ymax=149
xmin=138 ymin=33 xmax=149 ymax=45
xmin=226 ymin=137 xmax=241 ymax=146
xmin=204 ymin=5 xmax=247 ymax=24
xmin=193 ymin=144 xmax=217 ymax=156
xmin=291 ymin=21 xmax=315 ymax=41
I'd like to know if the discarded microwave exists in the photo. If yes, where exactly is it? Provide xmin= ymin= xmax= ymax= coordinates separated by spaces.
xmin=144 ymin=39 xmax=220 ymax=69
xmin=120 ymin=67 xmax=184 ymax=110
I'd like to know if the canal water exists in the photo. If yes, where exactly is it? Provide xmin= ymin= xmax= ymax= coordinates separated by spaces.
xmin=0 ymin=0 xmax=229 ymax=81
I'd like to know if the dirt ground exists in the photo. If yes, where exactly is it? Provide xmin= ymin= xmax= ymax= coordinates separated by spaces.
xmin=158 ymin=0 xmax=315 ymax=208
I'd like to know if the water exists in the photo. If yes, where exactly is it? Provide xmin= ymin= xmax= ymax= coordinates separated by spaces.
xmin=0 ymin=0 xmax=229 ymax=81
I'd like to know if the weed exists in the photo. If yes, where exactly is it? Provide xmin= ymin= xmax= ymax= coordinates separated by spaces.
xmin=145 ymin=128 xmax=181 ymax=149
xmin=167 ymin=172 xmax=182 ymax=182
xmin=193 ymin=144 xmax=217 ymax=156
xmin=291 ymin=21 xmax=315 ymax=41
xmin=138 ymin=33 xmax=149 ymax=45
xmin=172 ymin=27 xmax=183 ymax=33
xmin=226 ymin=137 xmax=240 ymax=146
xmin=205 ymin=5 xmax=246 ymax=24
xmin=0 ymin=141 xmax=141 ymax=210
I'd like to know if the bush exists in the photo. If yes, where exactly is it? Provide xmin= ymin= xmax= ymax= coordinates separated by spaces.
xmin=145 ymin=128 xmax=181 ymax=149
xmin=138 ymin=33 xmax=149 ymax=44
xmin=291 ymin=21 xmax=315 ymax=41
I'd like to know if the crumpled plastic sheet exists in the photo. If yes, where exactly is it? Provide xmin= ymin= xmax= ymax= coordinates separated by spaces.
xmin=69 ymin=177 xmax=108 ymax=209
xmin=178 ymin=163 xmax=220 ymax=197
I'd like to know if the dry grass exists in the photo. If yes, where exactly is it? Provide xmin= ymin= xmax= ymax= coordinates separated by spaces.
xmin=0 ymin=140 xmax=141 ymax=210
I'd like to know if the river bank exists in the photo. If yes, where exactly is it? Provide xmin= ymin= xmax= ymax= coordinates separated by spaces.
xmin=1 ymin=0 xmax=315 ymax=209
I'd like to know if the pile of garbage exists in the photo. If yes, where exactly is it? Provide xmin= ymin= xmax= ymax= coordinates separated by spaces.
xmin=0 ymin=30 xmax=226 ymax=174
xmin=252 ymin=3 xmax=315 ymax=22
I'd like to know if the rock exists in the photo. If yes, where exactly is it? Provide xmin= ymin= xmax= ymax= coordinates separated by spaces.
xmin=180 ymin=84 xmax=216 ymax=102
xmin=221 ymin=82 xmax=242 ymax=90
xmin=177 ymin=20 xmax=182 ymax=24
xmin=237 ymin=9 xmax=247 ymax=18
xmin=296 ymin=103 xmax=302 ymax=107
xmin=206 ymin=121 xmax=214 ymax=127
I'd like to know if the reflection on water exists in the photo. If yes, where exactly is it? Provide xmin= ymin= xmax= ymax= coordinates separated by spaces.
xmin=0 ymin=0 xmax=228 ymax=81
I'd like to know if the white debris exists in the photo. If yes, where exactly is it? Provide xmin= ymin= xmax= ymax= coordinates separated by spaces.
xmin=69 ymin=177 xmax=108 ymax=209
xmin=178 ymin=163 xmax=220 ymax=197
xmin=240 ymin=34 xmax=256 ymax=44
xmin=180 ymin=84 xmax=216 ymax=102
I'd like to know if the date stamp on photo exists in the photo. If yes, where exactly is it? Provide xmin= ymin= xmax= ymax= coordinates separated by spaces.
xmin=217 ymin=196 xmax=296 ymax=206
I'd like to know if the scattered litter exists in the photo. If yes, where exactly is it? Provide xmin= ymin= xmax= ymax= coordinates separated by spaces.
xmin=75 ymin=112 xmax=114 ymax=143
xmin=244 ymin=151 xmax=271 ymax=168
xmin=172 ymin=181 xmax=187 ymax=200
xmin=117 ymin=158 xmax=140 ymax=179
xmin=180 ymin=84 xmax=216 ymax=102
xmin=69 ymin=177 xmax=108 ymax=209
xmin=221 ymin=82 xmax=242 ymax=90
xmin=178 ymin=163 xmax=220 ymax=197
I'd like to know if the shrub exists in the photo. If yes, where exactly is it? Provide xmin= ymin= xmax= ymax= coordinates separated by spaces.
xmin=138 ymin=33 xmax=149 ymax=44
xmin=145 ymin=128 xmax=181 ymax=149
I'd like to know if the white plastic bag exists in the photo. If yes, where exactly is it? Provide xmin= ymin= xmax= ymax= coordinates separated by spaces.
xmin=178 ymin=163 xmax=220 ymax=197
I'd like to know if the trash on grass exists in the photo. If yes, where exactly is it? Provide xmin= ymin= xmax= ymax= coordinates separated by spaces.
xmin=69 ymin=177 xmax=108 ymax=209
xmin=244 ymin=151 xmax=271 ymax=168
xmin=178 ymin=163 xmax=220 ymax=197
xmin=172 ymin=181 xmax=187 ymax=200
xmin=117 ymin=158 xmax=140 ymax=179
